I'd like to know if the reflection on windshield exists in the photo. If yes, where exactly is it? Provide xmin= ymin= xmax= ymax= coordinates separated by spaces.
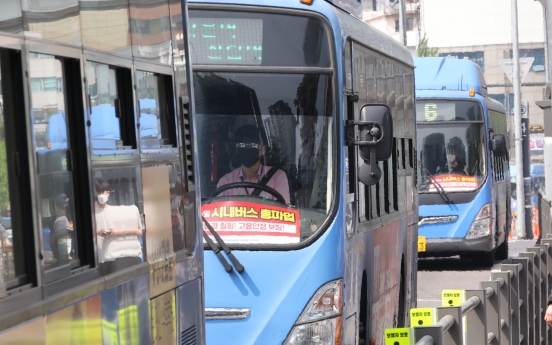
xmin=194 ymin=72 xmax=333 ymax=245
xmin=417 ymin=123 xmax=486 ymax=193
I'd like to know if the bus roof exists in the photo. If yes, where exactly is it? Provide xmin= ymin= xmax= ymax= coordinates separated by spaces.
xmin=324 ymin=0 xmax=362 ymax=18
xmin=414 ymin=57 xmax=488 ymax=96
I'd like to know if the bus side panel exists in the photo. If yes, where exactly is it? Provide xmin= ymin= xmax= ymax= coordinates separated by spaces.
xmin=370 ymin=220 xmax=402 ymax=344
xmin=0 ymin=316 xmax=46 ymax=343
xmin=101 ymin=274 xmax=151 ymax=345
xmin=177 ymin=278 xmax=204 ymax=345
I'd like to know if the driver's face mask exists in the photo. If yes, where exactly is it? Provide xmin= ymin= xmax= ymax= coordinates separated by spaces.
xmin=235 ymin=142 xmax=261 ymax=168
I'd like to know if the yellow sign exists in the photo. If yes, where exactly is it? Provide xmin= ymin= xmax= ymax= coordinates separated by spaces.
xmin=385 ymin=328 xmax=411 ymax=345
xmin=424 ymin=103 xmax=438 ymax=121
xmin=418 ymin=236 xmax=427 ymax=252
xmin=442 ymin=290 xmax=464 ymax=307
xmin=410 ymin=308 xmax=435 ymax=326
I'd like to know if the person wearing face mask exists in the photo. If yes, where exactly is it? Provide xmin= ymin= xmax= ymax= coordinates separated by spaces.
xmin=216 ymin=124 xmax=290 ymax=204
xmin=437 ymin=138 xmax=468 ymax=175
xmin=94 ymin=181 xmax=143 ymax=276
xmin=48 ymin=193 xmax=74 ymax=264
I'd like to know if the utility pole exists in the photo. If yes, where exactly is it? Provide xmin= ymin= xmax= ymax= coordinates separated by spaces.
xmin=398 ymin=0 xmax=407 ymax=46
xmin=512 ymin=0 xmax=526 ymax=238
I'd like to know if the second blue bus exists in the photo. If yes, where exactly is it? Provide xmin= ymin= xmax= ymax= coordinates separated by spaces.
xmin=415 ymin=57 xmax=510 ymax=267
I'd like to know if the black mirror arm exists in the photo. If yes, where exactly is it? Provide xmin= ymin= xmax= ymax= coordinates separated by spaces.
xmin=345 ymin=120 xmax=384 ymax=147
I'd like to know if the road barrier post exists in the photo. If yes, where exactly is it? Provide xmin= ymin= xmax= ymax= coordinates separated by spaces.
xmin=464 ymin=289 xmax=487 ymax=344
xmin=502 ymin=262 xmax=522 ymax=344
xmin=436 ymin=306 xmax=462 ymax=345
xmin=480 ymin=280 xmax=501 ymax=344
xmin=519 ymin=252 xmax=536 ymax=344
xmin=535 ymin=244 xmax=549 ymax=344
xmin=528 ymin=247 xmax=543 ymax=344
xmin=492 ymin=271 xmax=512 ymax=343
xmin=513 ymin=257 xmax=530 ymax=344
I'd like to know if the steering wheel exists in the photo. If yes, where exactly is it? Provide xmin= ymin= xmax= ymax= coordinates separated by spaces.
xmin=210 ymin=182 xmax=286 ymax=205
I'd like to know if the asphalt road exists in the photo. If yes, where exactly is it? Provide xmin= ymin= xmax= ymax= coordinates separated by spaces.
xmin=417 ymin=240 xmax=538 ymax=309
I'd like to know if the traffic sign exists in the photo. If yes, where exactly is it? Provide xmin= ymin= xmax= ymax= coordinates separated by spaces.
xmin=384 ymin=328 xmax=411 ymax=345
xmin=498 ymin=57 xmax=534 ymax=84
xmin=521 ymin=100 xmax=529 ymax=119
xmin=442 ymin=290 xmax=464 ymax=307
xmin=410 ymin=308 xmax=435 ymax=326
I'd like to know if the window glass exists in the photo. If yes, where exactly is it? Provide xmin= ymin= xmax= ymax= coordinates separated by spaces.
xmin=93 ymin=167 xmax=144 ymax=276
xmin=87 ymin=62 xmax=121 ymax=149
xmin=417 ymin=123 xmax=487 ymax=193
xmin=30 ymin=53 xmax=79 ymax=269
xmin=43 ymin=78 xmax=59 ymax=92
xmin=136 ymin=71 xmax=173 ymax=148
xmin=31 ymin=79 xmax=42 ymax=92
xmin=195 ymin=72 xmax=333 ymax=246
xmin=0 ymin=60 xmax=15 ymax=283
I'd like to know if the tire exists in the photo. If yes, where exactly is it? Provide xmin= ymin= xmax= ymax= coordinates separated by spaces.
xmin=494 ymin=238 xmax=509 ymax=261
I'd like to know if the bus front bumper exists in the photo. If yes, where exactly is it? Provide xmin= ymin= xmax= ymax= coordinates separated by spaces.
xmin=419 ymin=235 xmax=493 ymax=257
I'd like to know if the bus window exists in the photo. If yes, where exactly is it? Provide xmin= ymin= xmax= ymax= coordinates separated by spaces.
xmin=416 ymin=100 xmax=487 ymax=193
xmin=195 ymin=72 xmax=333 ymax=245
xmin=0 ymin=50 xmax=23 ymax=285
xmin=30 ymin=54 xmax=80 ymax=272
xmin=136 ymin=71 xmax=176 ymax=148
xmin=87 ymin=62 xmax=136 ymax=150
xmin=93 ymin=167 xmax=144 ymax=276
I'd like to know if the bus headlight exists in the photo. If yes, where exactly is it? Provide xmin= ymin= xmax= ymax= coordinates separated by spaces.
xmin=284 ymin=280 xmax=342 ymax=345
xmin=465 ymin=204 xmax=492 ymax=240
xmin=284 ymin=317 xmax=342 ymax=345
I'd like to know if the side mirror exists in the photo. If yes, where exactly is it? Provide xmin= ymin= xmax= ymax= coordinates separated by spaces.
xmin=346 ymin=104 xmax=393 ymax=186
xmin=491 ymin=134 xmax=507 ymax=157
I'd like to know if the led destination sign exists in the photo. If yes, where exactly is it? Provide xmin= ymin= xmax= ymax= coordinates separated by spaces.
xmin=189 ymin=18 xmax=263 ymax=65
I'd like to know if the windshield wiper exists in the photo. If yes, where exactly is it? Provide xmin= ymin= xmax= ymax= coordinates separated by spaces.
xmin=418 ymin=160 xmax=453 ymax=204
xmin=202 ymin=216 xmax=245 ymax=273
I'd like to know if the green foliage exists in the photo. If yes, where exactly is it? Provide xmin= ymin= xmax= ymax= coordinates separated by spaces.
xmin=0 ymin=139 xmax=10 ymax=213
xmin=417 ymin=34 xmax=439 ymax=57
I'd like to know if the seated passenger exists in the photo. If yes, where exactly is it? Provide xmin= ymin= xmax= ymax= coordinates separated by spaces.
xmin=437 ymin=137 xmax=468 ymax=175
xmin=217 ymin=124 xmax=290 ymax=204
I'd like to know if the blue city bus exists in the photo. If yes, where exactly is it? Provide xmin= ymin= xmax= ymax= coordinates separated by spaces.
xmin=415 ymin=57 xmax=510 ymax=267
xmin=190 ymin=0 xmax=418 ymax=344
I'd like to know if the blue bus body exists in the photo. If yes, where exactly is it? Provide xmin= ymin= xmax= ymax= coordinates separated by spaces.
xmin=415 ymin=57 xmax=510 ymax=263
xmin=190 ymin=0 xmax=417 ymax=344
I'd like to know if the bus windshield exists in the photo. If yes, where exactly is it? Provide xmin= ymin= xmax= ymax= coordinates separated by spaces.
xmin=194 ymin=72 xmax=333 ymax=246
xmin=416 ymin=101 xmax=487 ymax=193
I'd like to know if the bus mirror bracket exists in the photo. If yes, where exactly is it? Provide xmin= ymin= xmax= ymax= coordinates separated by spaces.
xmin=345 ymin=104 xmax=394 ymax=186
xmin=491 ymin=134 xmax=507 ymax=157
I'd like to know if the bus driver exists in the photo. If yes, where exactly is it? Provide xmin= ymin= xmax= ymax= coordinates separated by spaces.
xmin=216 ymin=124 xmax=290 ymax=204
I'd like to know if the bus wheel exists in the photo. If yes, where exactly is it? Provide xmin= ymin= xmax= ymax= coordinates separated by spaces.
xmin=494 ymin=238 xmax=509 ymax=261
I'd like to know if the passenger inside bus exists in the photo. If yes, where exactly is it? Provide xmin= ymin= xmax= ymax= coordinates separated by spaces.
xmin=436 ymin=137 xmax=467 ymax=175
xmin=48 ymin=193 xmax=74 ymax=263
xmin=216 ymin=124 xmax=291 ymax=204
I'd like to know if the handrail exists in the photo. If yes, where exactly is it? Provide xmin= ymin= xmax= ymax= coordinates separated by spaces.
xmin=461 ymin=296 xmax=480 ymax=316
xmin=416 ymin=335 xmax=434 ymax=345
xmin=437 ymin=314 xmax=455 ymax=334
xmin=484 ymin=286 xmax=494 ymax=298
